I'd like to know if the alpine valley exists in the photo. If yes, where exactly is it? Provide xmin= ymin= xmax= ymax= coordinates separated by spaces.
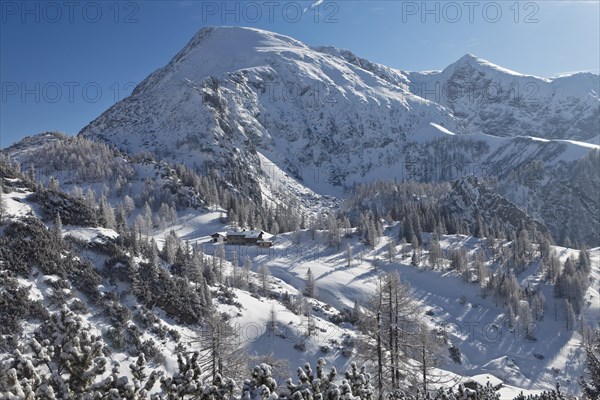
xmin=1 ymin=27 xmax=599 ymax=400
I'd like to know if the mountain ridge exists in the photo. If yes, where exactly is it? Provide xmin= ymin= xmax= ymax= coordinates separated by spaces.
xmin=74 ymin=26 xmax=599 ymax=246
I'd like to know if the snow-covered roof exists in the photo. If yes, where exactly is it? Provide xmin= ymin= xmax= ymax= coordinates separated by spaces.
xmin=226 ymin=230 xmax=273 ymax=239
xmin=245 ymin=230 xmax=264 ymax=239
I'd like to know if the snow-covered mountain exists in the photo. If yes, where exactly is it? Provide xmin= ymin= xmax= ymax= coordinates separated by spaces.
xmin=406 ymin=54 xmax=600 ymax=142
xmin=78 ymin=26 xmax=599 ymax=245
xmin=79 ymin=27 xmax=460 ymax=196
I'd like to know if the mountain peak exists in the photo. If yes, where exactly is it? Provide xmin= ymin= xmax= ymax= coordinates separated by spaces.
xmin=457 ymin=53 xmax=482 ymax=62
xmin=451 ymin=53 xmax=492 ymax=69
xmin=173 ymin=26 xmax=309 ymax=66
xmin=130 ymin=26 xmax=310 ymax=96
xmin=185 ymin=26 xmax=307 ymax=49
xmin=447 ymin=53 xmax=531 ymax=77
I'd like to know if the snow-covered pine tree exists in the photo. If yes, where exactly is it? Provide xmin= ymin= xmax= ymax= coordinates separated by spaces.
xmin=162 ymin=230 xmax=182 ymax=264
xmin=47 ymin=176 xmax=60 ymax=192
xmin=531 ymin=292 xmax=546 ymax=322
xmin=387 ymin=240 xmax=396 ymax=264
xmin=304 ymin=268 xmax=317 ymax=299
xmin=128 ymin=353 xmax=164 ymax=398
xmin=580 ymin=330 xmax=600 ymax=399
xmin=578 ymin=248 xmax=591 ymax=274
xmin=52 ymin=213 xmax=62 ymax=243
xmin=428 ymin=238 xmax=441 ymax=270
xmin=215 ymin=243 xmax=226 ymax=284
xmin=0 ymin=345 xmax=55 ymax=399
xmin=91 ymin=355 xmax=163 ymax=399
xmin=159 ymin=351 xmax=204 ymax=398
xmin=26 ymin=306 xmax=109 ymax=398
xmin=123 ymin=194 xmax=135 ymax=216
xmin=242 ymin=363 xmax=279 ymax=400
xmin=286 ymin=359 xmax=339 ymax=400
xmin=344 ymin=362 xmax=374 ymax=400
xmin=411 ymin=251 xmax=419 ymax=267
xmin=257 ymin=264 xmax=271 ymax=296
xmin=326 ymin=213 xmax=341 ymax=249
xmin=100 ymin=194 xmax=116 ymax=229
xmin=400 ymin=238 xmax=408 ymax=259
xmin=84 ymin=187 xmax=97 ymax=211
xmin=346 ymin=244 xmax=353 ymax=268
xmin=565 ymin=300 xmax=576 ymax=331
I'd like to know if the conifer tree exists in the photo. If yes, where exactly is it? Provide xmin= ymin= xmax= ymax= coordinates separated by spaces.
xmin=242 ymin=364 xmax=279 ymax=400
xmin=359 ymin=272 xmax=422 ymax=398
xmin=411 ymin=251 xmax=419 ymax=267
xmin=387 ymin=240 xmax=397 ymax=264
xmin=258 ymin=264 xmax=270 ymax=296
xmin=326 ymin=213 xmax=341 ymax=249
xmin=346 ymin=244 xmax=353 ymax=267
xmin=428 ymin=238 xmax=441 ymax=270
xmin=304 ymin=268 xmax=317 ymax=298
xmin=47 ymin=176 xmax=60 ymax=192
xmin=411 ymin=323 xmax=447 ymax=395
xmin=580 ymin=330 xmax=600 ymax=399
xmin=52 ymin=213 xmax=62 ymax=243
xmin=37 ymin=306 xmax=108 ymax=397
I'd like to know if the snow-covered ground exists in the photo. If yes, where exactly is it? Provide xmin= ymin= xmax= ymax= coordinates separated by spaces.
xmin=173 ymin=218 xmax=598 ymax=397
xmin=1 ymin=186 xmax=35 ymax=218
xmin=63 ymin=225 xmax=119 ymax=243
xmin=1 ymin=173 xmax=596 ymax=398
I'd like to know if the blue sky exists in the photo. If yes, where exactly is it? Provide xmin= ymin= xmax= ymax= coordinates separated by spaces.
xmin=1 ymin=0 xmax=599 ymax=147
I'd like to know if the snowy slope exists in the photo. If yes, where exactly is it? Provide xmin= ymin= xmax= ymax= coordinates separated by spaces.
xmin=1 ymin=163 xmax=596 ymax=399
xmin=249 ymin=228 xmax=599 ymax=395
xmin=148 ymin=213 xmax=598 ymax=397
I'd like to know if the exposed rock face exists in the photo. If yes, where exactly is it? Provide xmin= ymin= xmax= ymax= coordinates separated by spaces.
xmin=442 ymin=175 xmax=548 ymax=237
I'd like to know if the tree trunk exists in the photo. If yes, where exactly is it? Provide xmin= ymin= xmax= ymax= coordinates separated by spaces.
xmin=422 ymin=345 xmax=427 ymax=394
xmin=388 ymin=279 xmax=396 ymax=390
xmin=377 ymin=309 xmax=383 ymax=400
